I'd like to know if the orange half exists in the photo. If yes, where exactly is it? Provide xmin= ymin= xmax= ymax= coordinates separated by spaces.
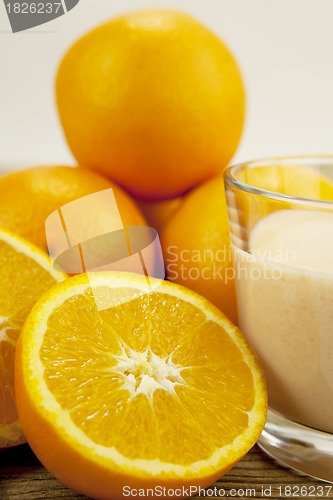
xmin=15 ymin=272 xmax=267 ymax=498
xmin=0 ymin=228 xmax=63 ymax=448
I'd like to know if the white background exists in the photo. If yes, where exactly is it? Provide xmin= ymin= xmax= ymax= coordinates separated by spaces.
xmin=1 ymin=0 xmax=333 ymax=171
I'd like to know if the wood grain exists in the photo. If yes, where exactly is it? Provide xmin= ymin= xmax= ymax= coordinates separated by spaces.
xmin=1 ymin=444 xmax=332 ymax=499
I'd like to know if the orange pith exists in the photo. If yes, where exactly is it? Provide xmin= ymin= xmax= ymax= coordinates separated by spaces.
xmin=0 ymin=229 xmax=63 ymax=448
xmin=15 ymin=272 xmax=267 ymax=499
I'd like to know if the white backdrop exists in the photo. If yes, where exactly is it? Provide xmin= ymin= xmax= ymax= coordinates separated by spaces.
xmin=1 ymin=0 xmax=333 ymax=171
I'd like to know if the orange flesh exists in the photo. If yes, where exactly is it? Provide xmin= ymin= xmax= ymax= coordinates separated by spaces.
xmin=0 ymin=240 xmax=57 ymax=428
xmin=41 ymin=288 xmax=254 ymax=465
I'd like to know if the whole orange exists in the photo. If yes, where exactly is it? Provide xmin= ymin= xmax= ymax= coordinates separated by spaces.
xmin=56 ymin=9 xmax=245 ymax=201
xmin=0 ymin=166 xmax=146 ymax=251
xmin=161 ymin=176 xmax=238 ymax=324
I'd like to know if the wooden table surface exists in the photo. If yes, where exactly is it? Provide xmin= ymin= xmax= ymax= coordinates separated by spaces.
xmin=1 ymin=444 xmax=332 ymax=499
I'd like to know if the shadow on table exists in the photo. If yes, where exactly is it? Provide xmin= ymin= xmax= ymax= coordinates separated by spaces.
xmin=0 ymin=443 xmax=41 ymax=469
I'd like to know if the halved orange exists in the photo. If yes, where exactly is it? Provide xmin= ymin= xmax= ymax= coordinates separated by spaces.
xmin=15 ymin=272 xmax=267 ymax=499
xmin=0 ymin=228 xmax=64 ymax=448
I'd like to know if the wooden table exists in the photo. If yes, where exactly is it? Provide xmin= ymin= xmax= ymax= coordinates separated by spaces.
xmin=1 ymin=444 xmax=332 ymax=499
